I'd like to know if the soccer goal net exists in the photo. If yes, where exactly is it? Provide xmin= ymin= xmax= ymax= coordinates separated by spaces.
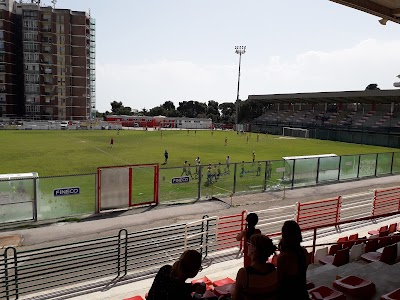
xmin=282 ymin=127 xmax=309 ymax=138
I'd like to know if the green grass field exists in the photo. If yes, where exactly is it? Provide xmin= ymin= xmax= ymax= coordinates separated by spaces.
xmin=0 ymin=129 xmax=399 ymax=222
xmin=0 ymin=129 xmax=397 ymax=176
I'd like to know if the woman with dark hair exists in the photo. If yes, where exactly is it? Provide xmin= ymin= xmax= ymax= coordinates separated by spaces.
xmin=231 ymin=234 xmax=278 ymax=300
xmin=147 ymin=249 xmax=206 ymax=300
xmin=277 ymin=220 xmax=310 ymax=300
xmin=237 ymin=213 xmax=261 ymax=267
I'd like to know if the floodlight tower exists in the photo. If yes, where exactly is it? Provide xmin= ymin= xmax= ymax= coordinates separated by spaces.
xmin=235 ymin=45 xmax=246 ymax=131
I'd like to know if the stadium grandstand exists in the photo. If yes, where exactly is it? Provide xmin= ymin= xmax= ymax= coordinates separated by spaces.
xmin=250 ymin=89 xmax=400 ymax=147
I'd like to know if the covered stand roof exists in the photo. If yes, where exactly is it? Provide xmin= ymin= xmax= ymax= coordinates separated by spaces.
xmin=330 ymin=0 xmax=400 ymax=25
xmin=248 ymin=89 xmax=400 ymax=104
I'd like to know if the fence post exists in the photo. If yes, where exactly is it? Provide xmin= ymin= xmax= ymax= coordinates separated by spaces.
xmin=239 ymin=210 xmax=247 ymax=251
xmin=372 ymin=189 xmax=377 ymax=216
xmin=316 ymin=158 xmax=320 ymax=184
xmin=390 ymin=152 xmax=394 ymax=175
xmin=198 ymin=165 xmax=202 ymax=200
xmin=263 ymin=161 xmax=268 ymax=192
xmin=337 ymin=156 xmax=342 ymax=181
xmin=291 ymin=160 xmax=296 ymax=189
xmin=374 ymin=153 xmax=379 ymax=177
xmin=233 ymin=163 xmax=237 ymax=194
xmin=295 ymin=202 xmax=300 ymax=224
xmin=4 ymin=246 xmax=18 ymax=300
xmin=33 ymin=177 xmax=38 ymax=222
xmin=312 ymin=228 xmax=317 ymax=264
xmin=116 ymin=229 xmax=128 ymax=278
xmin=357 ymin=155 xmax=361 ymax=178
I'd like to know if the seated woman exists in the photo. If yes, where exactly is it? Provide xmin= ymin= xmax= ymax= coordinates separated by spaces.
xmin=231 ymin=234 xmax=278 ymax=300
xmin=147 ymin=249 xmax=206 ymax=300
xmin=277 ymin=220 xmax=310 ymax=300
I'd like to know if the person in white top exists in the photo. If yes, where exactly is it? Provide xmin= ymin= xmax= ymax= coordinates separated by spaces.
xmin=226 ymin=155 xmax=230 ymax=172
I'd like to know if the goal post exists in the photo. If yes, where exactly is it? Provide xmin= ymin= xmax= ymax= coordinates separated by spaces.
xmin=97 ymin=163 xmax=159 ymax=213
xmin=282 ymin=127 xmax=309 ymax=138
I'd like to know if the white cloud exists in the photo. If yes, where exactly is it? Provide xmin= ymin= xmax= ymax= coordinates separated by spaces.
xmin=96 ymin=39 xmax=400 ymax=112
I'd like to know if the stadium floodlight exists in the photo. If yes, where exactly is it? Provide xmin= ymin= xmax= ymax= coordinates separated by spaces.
xmin=235 ymin=45 xmax=246 ymax=132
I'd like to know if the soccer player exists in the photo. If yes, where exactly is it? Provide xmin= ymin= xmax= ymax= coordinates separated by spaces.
xmin=225 ymin=155 xmax=230 ymax=172
xmin=256 ymin=161 xmax=262 ymax=176
xmin=206 ymin=164 xmax=212 ymax=184
xmin=252 ymin=151 xmax=256 ymax=164
xmin=164 ymin=150 xmax=169 ymax=164
xmin=217 ymin=162 xmax=222 ymax=179
xmin=257 ymin=133 xmax=260 ymax=142
xmin=246 ymin=135 xmax=249 ymax=144
xmin=187 ymin=163 xmax=193 ymax=179
xmin=109 ymin=137 xmax=114 ymax=148
xmin=181 ymin=160 xmax=188 ymax=176
xmin=240 ymin=161 xmax=245 ymax=177
xmin=195 ymin=157 xmax=201 ymax=175
xmin=224 ymin=137 xmax=228 ymax=146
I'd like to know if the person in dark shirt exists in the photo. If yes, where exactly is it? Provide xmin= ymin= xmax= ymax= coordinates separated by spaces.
xmin=236 ymin=213 xmax=262 ymax=267
xmin=277 ymin=220 xmax=310 ymax=300
xmin=147 ymin=249 xmax=205 ymax=300
xmin=232 ymin=234 xmax=278 ymax=300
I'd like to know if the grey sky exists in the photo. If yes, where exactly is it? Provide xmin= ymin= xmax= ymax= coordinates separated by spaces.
xmin=57 ymin=0 xmax=400 ymax=112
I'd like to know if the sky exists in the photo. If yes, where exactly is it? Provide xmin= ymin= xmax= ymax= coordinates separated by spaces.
xmin=56 ymin=0 xmax=400 ymax=113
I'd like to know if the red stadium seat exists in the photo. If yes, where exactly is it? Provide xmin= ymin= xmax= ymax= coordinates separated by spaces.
xmin=388 ymin=223 xmax=398 ymax=235
xmin=380 ymin=288 xmax=400 ymax=300
xmin=213 ymin=283 xmax=235 ymax=297
xmin=320 ymin=247 xmax=349 ymax=267
xmin=328 ymin=244 xmax=342 ymax=256
xmin=192 ymin=276 xmax=214 ymax=290
xmin=336 ymin=237 xmax=348 ymax=248
xmin=309 ymin=285 xmax=346 ymax=300
xmin=123 ymin=296 xmax=144 ymax=300
xmin=213 ymin=277 xmax=235 ymax=287
xmin=333 ymin=275 xmax=376 ymax=298
xmin=361 ymin=243 xmax=397 ymax=265
xmin=365 ymin=239 xmax=379 ymax=253
xmin=368 ymin=225 xmax=388 ymax=236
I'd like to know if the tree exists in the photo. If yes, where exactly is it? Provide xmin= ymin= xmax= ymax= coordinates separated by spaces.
xmin=110 ymin=101 xmax=124 ymax=114
xmin=177 ymin=101 xmax=206 ymax=118
xmin=149 ymin=106 xmax=166 ymax=116
xmin=162 ymin=101 xmax=176 ymax=111
xmin=219 ymin=102 xmax=235 ymax=123
xmin=238 ymin=100 xmax=265 ymax=122
xmin=365 ymin=84 xmax=380 ymax=90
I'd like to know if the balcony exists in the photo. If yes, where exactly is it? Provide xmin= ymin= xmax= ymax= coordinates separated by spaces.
xmin=42 ymin=28 xmax=52 ymax=32
xmin=42 ymin=39 xmax=52 ymax=44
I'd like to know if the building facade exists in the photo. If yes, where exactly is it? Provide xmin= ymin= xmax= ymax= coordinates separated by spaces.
xmin=0 ymin=0 xmax=95 ymax=120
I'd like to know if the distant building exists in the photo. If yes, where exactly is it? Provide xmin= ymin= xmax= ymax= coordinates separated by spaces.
xmin=0 ymin=0 xmax=95 ymax=120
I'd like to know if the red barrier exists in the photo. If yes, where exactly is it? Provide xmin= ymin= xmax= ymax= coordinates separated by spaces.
xmin=296 ymin=196 xmax=341 ymax=230
xmin=372 ymin=187 xmax=400 ymax=216
xmin=217 ymin=211 xmax=245 ymax=251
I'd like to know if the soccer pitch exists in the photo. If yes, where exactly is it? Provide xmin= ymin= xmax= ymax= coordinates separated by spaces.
xmin=0 ymin=129 xmax=396 ymax=176
xmin=0 ymin=129 xmax=399 ymax=222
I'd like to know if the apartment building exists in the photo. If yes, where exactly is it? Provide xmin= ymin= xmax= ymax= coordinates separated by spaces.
xmin=0 ymin=0 xmax=95 ymax=120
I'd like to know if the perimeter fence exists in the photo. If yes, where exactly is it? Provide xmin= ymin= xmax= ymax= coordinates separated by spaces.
xmin=0 ymin=151 xmax=399 ymax=224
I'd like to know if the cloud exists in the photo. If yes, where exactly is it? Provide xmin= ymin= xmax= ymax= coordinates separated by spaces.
xmin=96 ymin=39 xmax=400 ymax=112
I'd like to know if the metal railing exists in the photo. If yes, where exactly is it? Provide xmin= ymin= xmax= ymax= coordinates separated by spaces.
xmin=1 ymin=190 xmax=399 ymax=299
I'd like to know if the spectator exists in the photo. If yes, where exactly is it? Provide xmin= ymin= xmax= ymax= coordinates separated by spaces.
xmin=231 ymin=234 xmax=278 ymax=300
xmin=147 ymin=249 xmax=206 ymax=300
xmin=236 ymin=213 xmax=261 ymax=267
xmin=277 ymin=220 xmax=310 ymax=300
